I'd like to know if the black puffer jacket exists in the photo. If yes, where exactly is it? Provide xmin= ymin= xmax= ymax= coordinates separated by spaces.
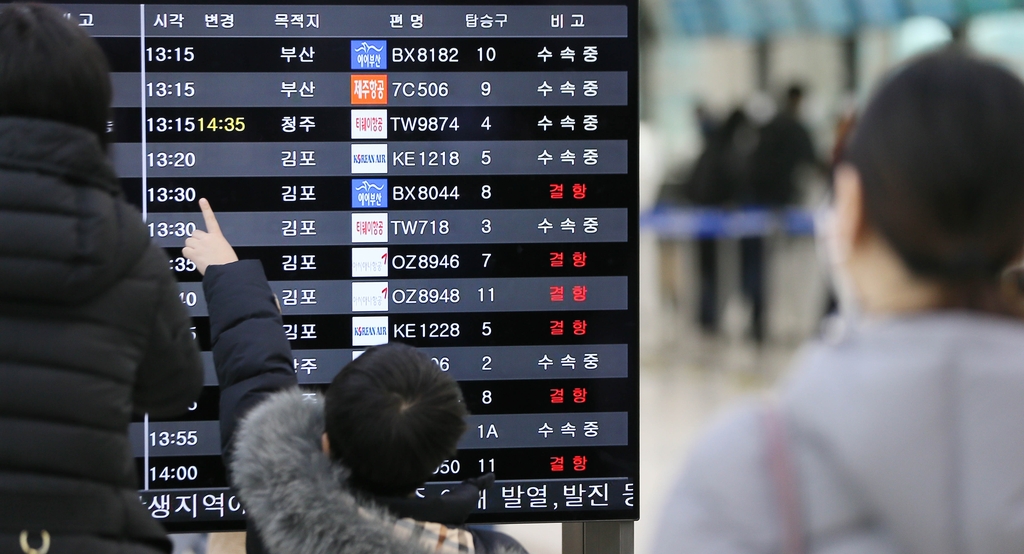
xmin=0 ymin=117 xmax=203 ymax=553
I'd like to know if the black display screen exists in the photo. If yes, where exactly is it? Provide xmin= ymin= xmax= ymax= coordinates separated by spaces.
xmin=61 ymin=0 xmax=638 ymax=532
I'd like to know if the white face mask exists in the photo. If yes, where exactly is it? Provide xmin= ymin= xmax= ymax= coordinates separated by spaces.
xmin=815 ymin=205 xmax=861 ymax=327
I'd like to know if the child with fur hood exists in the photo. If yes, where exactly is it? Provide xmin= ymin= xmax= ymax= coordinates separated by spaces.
xmin=183 ymin=199 xmax=527 ymax=554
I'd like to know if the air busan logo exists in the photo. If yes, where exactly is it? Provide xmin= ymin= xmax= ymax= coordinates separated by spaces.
xmin=351 ymin=247 xmax=388 ymax=277
xmin=351 ymin=144 xmax=388 ymax=174
xmin=352 ymin=179 xmax=387 ymax=208
xmin=351 ymin=40 xmax=386 ymax=70
xmin=352 ymin=212 xmax=388 ymax=243
xmin=352 ymin=316 xmax=389 ymax=346
xmin=352 ymin=281 xmax=388 ymax=312
xmin=351 ymin=109 xmax=387 ymax=140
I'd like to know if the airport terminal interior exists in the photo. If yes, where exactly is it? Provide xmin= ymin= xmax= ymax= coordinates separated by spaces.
xmin=7 ymin=0 xmax=1024 ymax=551
xmin=147 ymin=0 xmax=1024 ymax=551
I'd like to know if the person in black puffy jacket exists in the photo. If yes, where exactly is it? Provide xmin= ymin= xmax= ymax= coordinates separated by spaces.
xmin=0 ymin=4 xmax=203 ymax=553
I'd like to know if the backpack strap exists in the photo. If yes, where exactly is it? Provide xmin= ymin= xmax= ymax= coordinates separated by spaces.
xmin=763 ymin=402 xmax=805 ymax=554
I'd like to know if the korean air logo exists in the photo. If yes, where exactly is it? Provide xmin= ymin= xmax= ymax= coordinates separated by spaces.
xmin=352 ymin=212 xmax=388 ymax=243
xmin=352 ymin=281 xmax=388 ymax=312
xmin=352 ymin=316 xmax=389 ymax=346
xmin=351 ymin=247 xmax=388 ymax=277
xmin=351 ymin=40 xmax=387 ymax=70
xmin=351 ymin=144 xmax=388 ymax=174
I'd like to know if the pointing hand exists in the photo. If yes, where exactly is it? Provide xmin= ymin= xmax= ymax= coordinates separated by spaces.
xmin=182 ymin=198 xmax=238 ymax=275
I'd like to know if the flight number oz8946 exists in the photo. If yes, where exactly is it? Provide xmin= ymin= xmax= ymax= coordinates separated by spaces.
xmin=391 ymin=254 xmax=460 ymax=270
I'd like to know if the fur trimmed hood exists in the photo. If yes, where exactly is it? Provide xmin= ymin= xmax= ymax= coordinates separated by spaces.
xmin=231 ymin=389 xmax=517 ymax=554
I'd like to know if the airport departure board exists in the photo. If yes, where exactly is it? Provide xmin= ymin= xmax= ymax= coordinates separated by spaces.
xmin=64 ymin=0 xmax=638 ymax=531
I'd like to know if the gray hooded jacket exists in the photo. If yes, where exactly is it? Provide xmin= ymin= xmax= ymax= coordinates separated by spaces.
xmin=655 ymin=312 xmax=1024 ymax=553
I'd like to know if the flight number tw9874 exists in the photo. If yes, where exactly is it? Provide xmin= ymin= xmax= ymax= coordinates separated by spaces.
xmin=390 ymin=116 xmax=459 ymax=133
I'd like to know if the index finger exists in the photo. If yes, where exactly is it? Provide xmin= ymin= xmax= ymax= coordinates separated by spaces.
xmin=198 ymin=198 xmax=222 ymax=235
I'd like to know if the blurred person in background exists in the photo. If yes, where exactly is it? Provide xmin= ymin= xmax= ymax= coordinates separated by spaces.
xmin=0 ymin=4 xmax=203 ymax=553
xmin=655 ymin=50 xmax=1024 ymax=553
xmin=684 ymin=109 xmax=757 ymax=333
xmin=740 ymin=85 xmax=820 ymax=342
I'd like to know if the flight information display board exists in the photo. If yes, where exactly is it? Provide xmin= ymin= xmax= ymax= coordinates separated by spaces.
xmin=64 ymin=0 xmax=638 ymax=532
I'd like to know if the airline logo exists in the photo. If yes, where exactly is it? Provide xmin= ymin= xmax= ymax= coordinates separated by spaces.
xmin=351 ymin=144 xmax=388 ymax=174
xmin=351 ymin=247 xmax=389 ymax=277
xmin=352 ymin=281 xmax=389 ymax=312
xmin=351 ymin=40 xmax=387 ymax=70
xmin=352 ymin=212 xmax=388 ymax=243
xmin=352 ymin=316 xmax=389 ymax=346
xmin=352 ymin=178 xmax=388 ymax=209
xmin=351 ymin=75 xmax=388 ymax=105
xmin=351 ymin=109 xmax=388 ymax=140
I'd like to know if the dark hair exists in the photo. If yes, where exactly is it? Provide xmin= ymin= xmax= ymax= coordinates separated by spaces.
xmin=0 ymin=3 xmax=112 ymax=145
xmin=845 ymin=50 xmax=1024 ymax=313
xmin=785 ymin=84 xmax=805 ymax=110
xmin=324 ymin=343 xmax=468 ymax=496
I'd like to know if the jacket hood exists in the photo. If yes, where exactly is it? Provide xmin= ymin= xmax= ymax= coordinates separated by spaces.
xmin=0 ymin=116 xmax=148 ymax=304
xmin=232 ymin=389 xmax=508 ymax=554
